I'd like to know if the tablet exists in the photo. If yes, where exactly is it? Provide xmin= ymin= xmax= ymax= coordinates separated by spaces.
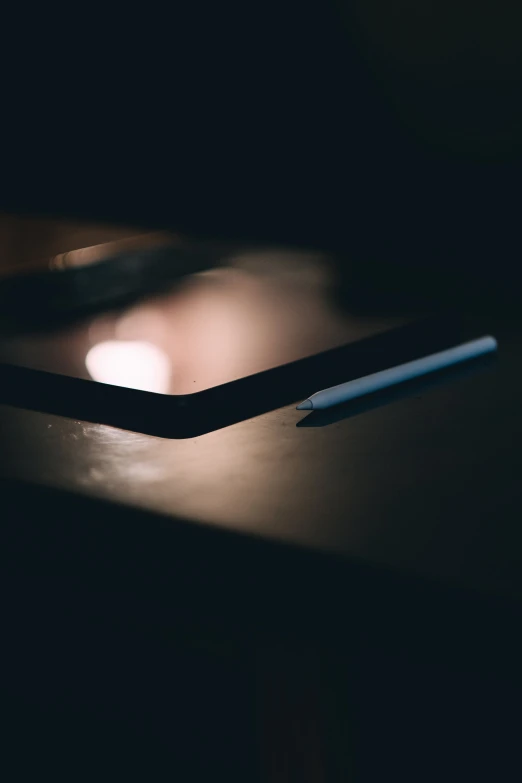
xmin=0 ymin=244 xmax=447 ymax=437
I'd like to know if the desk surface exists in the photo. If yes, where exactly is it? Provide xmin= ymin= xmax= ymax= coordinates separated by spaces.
xmin=0 ymin=246 xmax=521 ymax=603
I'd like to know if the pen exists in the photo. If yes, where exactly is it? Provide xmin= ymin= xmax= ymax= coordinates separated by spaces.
xmin=296 ymin=335 xmax=497 ymax=411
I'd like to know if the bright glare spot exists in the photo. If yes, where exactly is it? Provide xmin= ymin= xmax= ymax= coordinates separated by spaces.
xmin=85 ymin=340 xmax=170 ymax=394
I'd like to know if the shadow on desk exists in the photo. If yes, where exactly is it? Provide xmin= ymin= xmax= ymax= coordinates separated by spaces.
xmin=2 ymin=476 xmax=522 ymax=780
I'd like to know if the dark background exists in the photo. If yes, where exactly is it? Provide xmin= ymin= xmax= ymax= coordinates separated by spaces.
xmin=2 ymin=2 xmax=522 ymax=268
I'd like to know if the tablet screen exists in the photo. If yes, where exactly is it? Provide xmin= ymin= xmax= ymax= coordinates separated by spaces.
xmin=0 ymin=244 xmax=403 ymax=396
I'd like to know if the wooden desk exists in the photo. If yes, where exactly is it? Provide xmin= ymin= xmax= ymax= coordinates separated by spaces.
xmin=1 ymin=241 xmax=522 ymax=780
xmin=1 ymin=315 xmax=521 ymax=601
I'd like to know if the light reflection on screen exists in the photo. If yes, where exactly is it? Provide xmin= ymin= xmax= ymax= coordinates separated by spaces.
xmin=85 ymin=340 xmax=171 ymax=394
